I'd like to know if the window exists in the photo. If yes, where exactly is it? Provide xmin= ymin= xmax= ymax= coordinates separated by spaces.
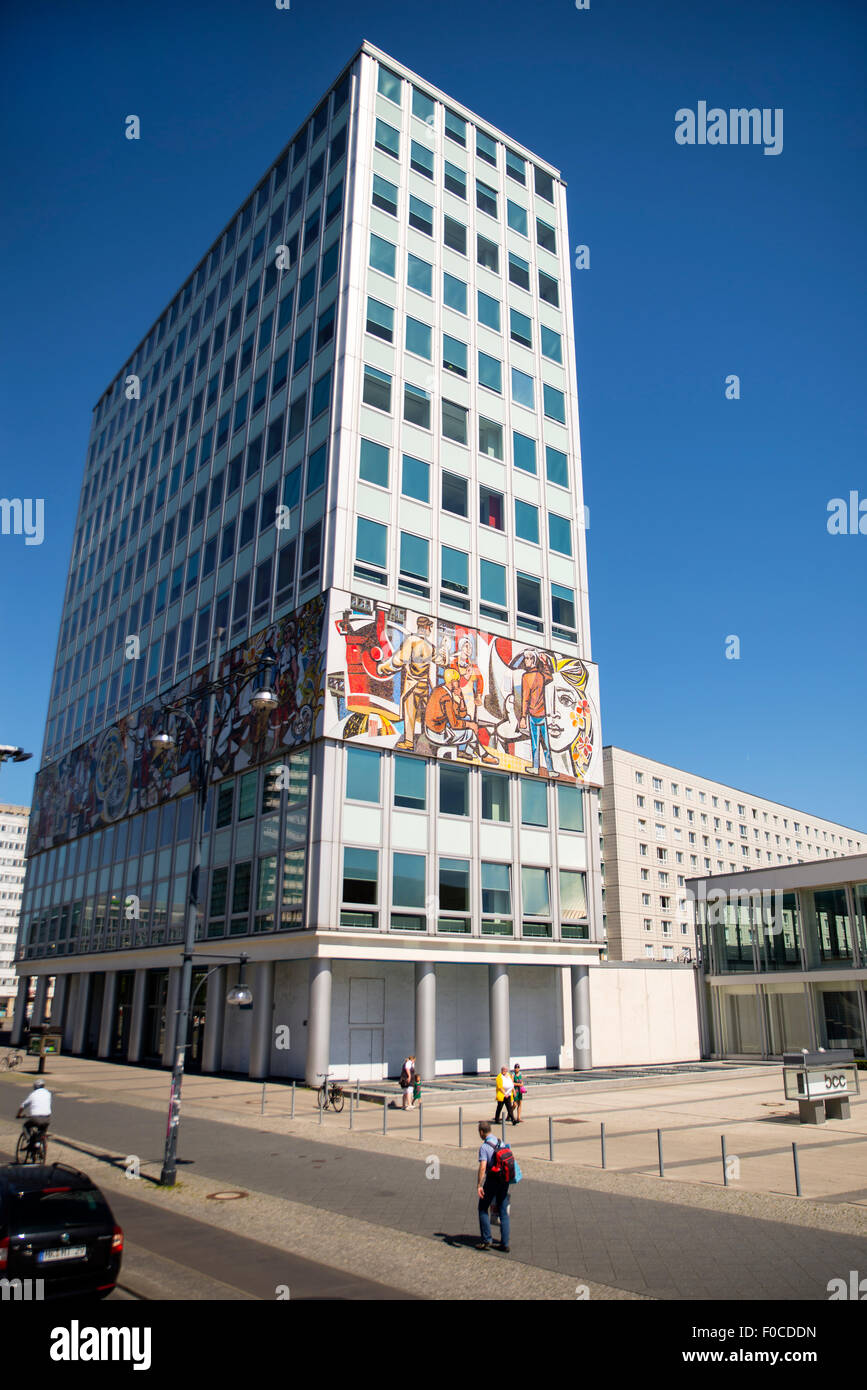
xmin=481 ymin=863 xmax=512 ymax=935
xmin=513 ymin=432 xmax=537 ymax=474
xmin=507 ymin=200 xmax=528 ymax=236
xmin=366 ymin=297 xmax=394 ymax=342
xmin=477 ymin=234 xmax=499 ymax=273
xmin=407 ymin=253 xmax=432 ymax=296
xmin=521 ymin=778 xmax=548 ymax=827
xmin=394 ymin=755 xmax=426 ymax=810
xmin=546 ymin=445 xmax=568 ymax=488
xmin=536 ymin=218 xmax=556 ymax=253
xmin=551 ymin=583 xmax=577 ymax=638
xmin=361 ymin=441 xmax=390 ymax=491
xmin=444 ymin=215 xmax=466 ymax=254
xmin=515 ymin=499 xmax=539 ymax=544
xmin=508 ymin=252 xmax=530 ymax=291
xmin=441 ymin=545 xmax=469 ymax=603
xmin=405 ymin=315 xmax=433 ymax=358
xmin=355 ymin=516 xmax=387 ymax=577
xmin=363 ymin=364 xmax=391 ymax=412
xmin=522 ymin=866 xmax=551 ymax=934
xmin=440 ymin=763 xmax=469 ymax=816
xmin=443 ymin=272 xmax=467 ymax=314
xmin=476 ymin=130 xmax=497 ymax=166
xmin=410 ymin=140 xmax=433 ymax=178
xmin=479 ymin=487 xmax=504 ymax=530
xmin=401 ymin=453 xmax=430 ymax=503
xmin=558 ymin=783 xmax=584 ymax=832
xmin=517 ymin=572 xmax=542 ymax=631
xmin=482 ymin=771 xmax=510 ymax=822
xmin=548 ymin=513 xmax=572 ymax=555
xmin=392 ymin=853 xmax=426 ymax=931
xmin=443 ymin=334 xmax=468 ymax=377
xmin=511 ymin=368 xmax=534 ymax=409
xmin=444 ymin=161 xmax=466 ymax=199
xmin=341 ymin=847 xmax=378 ymax=928
xmin=369 ymin=233 xmax=396 ymax=277
xmin=478 ymin=351 xmax=502 ymax=393
xmin=480 ymin=558 xmax=507 ymax=620
xmin=377 ymin=66 xmax=401 ymax=104
xmin=438 ymin=857 xmax=470 ymax=932
xmin=400 ymin=532 xmax=429 ymax=593
xmin=404 ymin=383 xmax=431 ymax=428
xmin=346 ymin=746 xmax=380 ymax=802
xmin=510 ymin=308 xmax=532 ymax=348
xmin=560 ymin=870 xmax=587 ymax=936
xmin=445 ymin=110 xmax=466 ymax=147
xmin=372 ymin=174 xmax=398 ymax=216
xmin=412 ymin=88 xmax=434 ymax=123
xmin=476 ymin=180 xmax=497 ymax=218
xmin=506 ymin=149 xmax=526 ymax=184
xmin=478 ymin=417 xmax=503 ymax=459
xmin=442 ymin=472 xmax=467 ymax=517
xmin=541 ymin=326 xmax=562 ymax=363
xmin=543 ymin=384 xmax=566 ymax=423
xmin=539 ymin=271 xmax=559 ymax=307
xmin=441 ymin=398 xmax=468 ymax=444
xmin=534 ymin=166 xmax=555 ymax=202
xmin=477 ymin=290 xmax=500 ymax=331
xmin=409 ymin=196 xmax=433 ymax=236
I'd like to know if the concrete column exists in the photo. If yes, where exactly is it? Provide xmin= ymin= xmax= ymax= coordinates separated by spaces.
xmin=49 ymin=975 xmax=68 ymax=1031
xmin=557 ymin=967 xmax=574 ymax=1070
xmin=71 ymin=973 xmax=91 ymax=1055
xmin=9 ymin=976 xmax=30 ymax=1045
xmin=488 ymin=963 xmax=510 ymax=1073
xmin=98 ymin=971 xmax=119 ymax=1059
xmin=162 ymin=968 xmax=181 ymax=1068
xmin=249 ymin=961 xmax=275 ymax=1079
xmin=571 ymin=964 xmax=592 ymax=1070
xmin=32 ymin=976 xmax=50 ymax=1027
xmin=202 ymin=966 xmax=226 ymax=1074
xmin=61 ymin=976 xmax=79 ymax=1051
xmin=305 ymin=959 xmax=332 ymax=1087
xmin=414 ymin=962 xmax=436 ymax=1082
xmin=126 ymin=970 xmax=147 ymax=1063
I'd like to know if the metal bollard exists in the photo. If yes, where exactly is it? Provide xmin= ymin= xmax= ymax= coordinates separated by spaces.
xmin=349 ymin=1094 xmax=353 ymax=1130
xmin=600 ymin=1122 xmax=606 ymax=1169
xmin=356 ymin=1079 xmax=360 ymax=1106
xmin=318 ymin=1094 xmax=323 ymax=1125
xmin=291 ymin=1080 xmax=296 ymax=1119
xmin=418 ymin=1102 xmax=423 ymax=1142
xmin=657 ymin=1128 xmax=664 ymax=1178
xmin=792 ymin=1141 xmax=802 ymax=1197
xmin=459 ymin=1106 xmax=463 ymax=1148
xmin=501 ymin=1116 xmax=506 ymax=1142
xmin=261 ymin=1082 xmax=266 ymax=1116
xmin=548 ymin=1114 xmax=554 ymax=1162
xmin=721 ymin=1135 xmax=728 ymax=1187
xmin=383 ymin=1097 xmax=388 ymax=1134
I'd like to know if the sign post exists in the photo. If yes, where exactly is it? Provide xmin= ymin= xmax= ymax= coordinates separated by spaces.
xmin=782 ymin=1050 xmax=859 ymax=1124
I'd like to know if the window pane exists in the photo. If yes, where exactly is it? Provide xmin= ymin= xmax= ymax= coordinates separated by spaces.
xmin=375 ymin=119 xmax=400 ymax=159
xmin=546 ymin=445 xmax=568 ymax=487
xmin=521 ymin=778 xmax=548 ymax=827
xmin=346 ymin=746 xmax=380 ymax=802
xmin=407 ymin=254 xmax=432 ymax=295
xmin=522 ymin=866 xmax=550 ymax=916
xmin=510 ymin=307 xmax=532 ymax=348
xmin=400 ymin=531 xmax=429 ymax=581
xmin=536 ymin=217 xmax=556 ymax=252
xmin=478 ymin=352 xmax=502 ymax=393
xmin=369 ymin=233 xmax=396 ymax=277
xmin=507 ymin=200 xmax=528 ymax=236
xmin=393 ymin=852 xmax=426 ymax=908
xmin=363 ymin=365 xmax=391 ymax=411
xmin=372 ymin=175 xmax=398 ymax=216
xmin=443 ymin=215 xmax=466 ymax=254
xmin=378 ymin=66 xmax=401 ymax=103
xmin=478 ymin=417 xmax=503 ymax=459
xmin=548 ymin=512 xmax=572 ymax=555
xmin=515 ymin=499 xmax=539 ymax=544
xmin=366 ymin=297 xmax=394 ymax=342
xmin=409 ymin=196 xmax=433 ymax=236
xmin=560 ymin=869 xmax=587 ymax=922
xmin=394 ymin=755 xmax=426 ymax=810
xmin=477 ymin=234 xmax=498 ymax=272
xmin=406 ymin=316 xmax=432 ymax=359
xmin=441 ymin=545 xmax=469 ymax=594
xmin=439 ymin=856 xmax=469 ymax=910
xmin=517 ymin=572 xmax=541 ymax=618
xmin=541 ymin=326 xmax=562 ymax=363
xmin=410 ymin=140 xmax=434 ymax=178
xmin=445 ymin=110 xmax=466 ymax=146
xmin=443 ymin=334 xmax=468 ymax=377
xmin=479 ymin=489 xmax=504 ymax=530
xmin=539 ymin=271 xmax=559 ymax=306
xmin=477 ymin=290 xmax=500 ymax=331
xmin=543 ymin=383 xmax=565 ymax=422
xmin=404 ymin=384 xmax=431 ymax=428
xmin=513 ymin=432 xmax=537 ymax=474
xmin=442 ymin=399 xmax=468 ymax=443
xmin=444 ymin=161 xmax=466 ymax=199
xmin=476 ymin=180 xmax=497 ymax=218
xmin=360 ymin=438 xmax=389 ymax=487
xmin=558 ymin=784 xmax=584 ymax=832
xmin=506 ymin=149 xmax=526 ymax=184
xmin=343 ymin=847 xmax=379 ymax=904
xmin=476 ymin=130 xmax=497 ymax=165
xmin=440 ymin=764 xmax=469 ymax=816
xmin=481 ymin=770 xmax=510 ymax=821
xmin=442 ymin=472 xmax=467 ymax=516
xmin=508 ymin=252 xmax=530 ymax=290
xmin=511 ymin=368 xmax=535 ymax=409
xmin=534 ymin=166 xmax=555 ymax=202
xmin=443 ymin=272 xmax=467 ymax=314
xmin=412 ymin=88 xmax=434 ymax=123
xmin=401 ymin=454 xmax=430 ymax=502
xmin=482 ymin=863 xmax=511 ymax=916
xmin=356 ymin=516 xmax=387 ymax=569
xmin=551 ymin=582 xmax=576 ymax=632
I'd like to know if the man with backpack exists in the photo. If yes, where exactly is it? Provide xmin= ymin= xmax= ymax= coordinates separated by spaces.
xmin=476 ymin=1121 xmax=513 ymax=1253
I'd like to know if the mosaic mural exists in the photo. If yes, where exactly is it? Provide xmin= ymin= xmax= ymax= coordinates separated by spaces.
xmin=28 ymin=596 xmax=326 ymax=854
xmin=324 ymin=593 xmax=602 ymax=786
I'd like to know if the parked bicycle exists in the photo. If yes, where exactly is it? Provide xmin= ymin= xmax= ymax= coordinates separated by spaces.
xmin=16 ymin=1121 xmax=48 ymax=1164
xmin=315 ymin=1073 xmax=345 ymax=1112
xmin=0 ymin=1050 xmax=23 ymax=1071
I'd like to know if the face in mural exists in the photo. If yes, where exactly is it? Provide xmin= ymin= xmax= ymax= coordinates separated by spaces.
xmin=546 ymin=663 xmax=591 ymax=754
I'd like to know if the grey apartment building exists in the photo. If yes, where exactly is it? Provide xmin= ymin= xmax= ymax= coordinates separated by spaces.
xmin=14 ymin=43 xmax=610 ymax=1082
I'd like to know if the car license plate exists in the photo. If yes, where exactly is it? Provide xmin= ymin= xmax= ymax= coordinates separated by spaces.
xmin=38 ymin=1246 xmax=87 ymax=1263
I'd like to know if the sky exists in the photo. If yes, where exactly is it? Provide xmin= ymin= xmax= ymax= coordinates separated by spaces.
xmin=0 ymin=0 xmax=864 ymax=828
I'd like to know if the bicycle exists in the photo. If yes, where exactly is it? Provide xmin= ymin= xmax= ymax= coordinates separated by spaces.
xmin=0 ymin=1050 xmax=23 ymax=1071
xmin=16 ymin=1121 xmax=48 ymax=1165
xmin=315 ymin=1073 xmax=345 ymax=1112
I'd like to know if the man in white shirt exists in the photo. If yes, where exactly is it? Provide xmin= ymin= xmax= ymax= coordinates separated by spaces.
xmin=17 ymin=1080 xmax=52 ymax=1135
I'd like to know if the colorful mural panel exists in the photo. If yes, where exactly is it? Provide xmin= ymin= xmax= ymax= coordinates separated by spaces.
xmin=324 ymin=593 xmax=602 ymax=786
xmin=28 ymin=596 xmax=326 ymax=854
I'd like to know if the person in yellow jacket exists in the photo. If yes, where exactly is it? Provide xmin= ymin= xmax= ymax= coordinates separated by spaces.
xmin=493 ymin=1064 xmax=517 ymax=1125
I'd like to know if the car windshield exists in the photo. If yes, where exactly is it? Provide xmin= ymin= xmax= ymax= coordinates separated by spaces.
xmin=8 ymin=1189 xmax=111 ymax=1233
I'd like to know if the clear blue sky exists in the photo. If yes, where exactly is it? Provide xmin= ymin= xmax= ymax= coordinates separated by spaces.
xmin=1 ymin=0 xmax=864 ymax=828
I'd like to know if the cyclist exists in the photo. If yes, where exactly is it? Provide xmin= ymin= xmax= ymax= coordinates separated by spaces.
xmin=17 ymin=1079 xmax=52 ymax=1148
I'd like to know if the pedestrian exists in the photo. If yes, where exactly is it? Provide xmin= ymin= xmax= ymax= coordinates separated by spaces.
xmin=476 ymin=1121 xmax=511 ymax=1253
xmin=512 ymin=1062 xmax=526 ymax=1123
xmin=493 ymin=1063 xmax=517 ymax=1125
xmin=399 ymin=1055 xmax=413 ymax=1110
xmin=412 ymin=1068 xmax=422 ymax=1109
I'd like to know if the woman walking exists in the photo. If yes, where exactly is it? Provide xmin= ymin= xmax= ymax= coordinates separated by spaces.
xmin=512 ymin=1062 xmax=526 ymax=1123
xmin=400 ymin=1055 xmax=414 ymax=1110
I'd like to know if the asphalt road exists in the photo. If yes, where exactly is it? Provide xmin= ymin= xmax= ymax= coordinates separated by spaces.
xmin=7 ymin=1092 xmax=867 ymax=1300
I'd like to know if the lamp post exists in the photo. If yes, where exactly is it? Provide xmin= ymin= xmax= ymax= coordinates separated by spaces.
xmin=152 ymin=629 xmax=278 ymax=1187
xmin=0 ymin=746 xmax=32 ymax=777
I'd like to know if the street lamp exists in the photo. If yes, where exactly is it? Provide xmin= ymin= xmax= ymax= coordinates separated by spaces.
xmin=151 ymin=631 xmax=278 ymax=1187
xmin=0 ymin=745 xmax=32 ymax=773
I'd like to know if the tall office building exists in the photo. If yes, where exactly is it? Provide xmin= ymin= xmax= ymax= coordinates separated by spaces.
xmin=601 ymin=746 xmax=865 ymax=962
xmin=0 ymin=805 xmax=29 ymax=1026
xmin=15 ymin=42 xmax=604 ymax=1080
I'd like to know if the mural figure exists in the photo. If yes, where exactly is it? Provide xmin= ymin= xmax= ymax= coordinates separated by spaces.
xmin=423 ymin=669 xmax=498 ymax=763
xmin=515 ymin=650 xmax=555 ymax=776
xmin=374 ymin=615 xmax=439 ymax=752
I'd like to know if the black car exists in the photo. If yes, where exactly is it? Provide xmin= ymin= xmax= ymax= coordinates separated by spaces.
xmin=0 ymin=1163 xmax=123 ymax=1299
